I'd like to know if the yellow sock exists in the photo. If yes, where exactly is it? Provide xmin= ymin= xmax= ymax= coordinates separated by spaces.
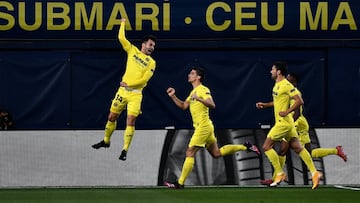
xmin=272 ymin=155 xmax=286 ymax=180
xmin=220 ymin=144 xmax=247 ymax=156
xmin=279 ymin=155 xmax=286 ymax=168
xmin=311 ymin=148 xmax=337 ymax=158
xmin=104 ymin=121 xmax=117 ymax=144
xmin=265 ymin=149 xmax=282 ymax=174
xmin=123 ymin=126 xmax=135 ymax=151
xmin=178 ymin=157 xmax=195 ymax=185
xmin=299 ymin=149 xmax=316 ymax=173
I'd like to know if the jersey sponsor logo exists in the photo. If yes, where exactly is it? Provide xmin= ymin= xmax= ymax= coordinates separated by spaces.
xmin=132 ymin=54 xmax=148 ymax=67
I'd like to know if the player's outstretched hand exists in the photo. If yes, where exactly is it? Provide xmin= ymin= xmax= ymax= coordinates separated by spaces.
xmin=256 ymin=102 xmax=265 ymax=109
xmin=167 ymin=87 xmax=175 ymax=97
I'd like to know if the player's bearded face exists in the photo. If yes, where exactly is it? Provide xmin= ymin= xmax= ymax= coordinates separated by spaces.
xmin=142 ymin=40 xmax=155 ymax=55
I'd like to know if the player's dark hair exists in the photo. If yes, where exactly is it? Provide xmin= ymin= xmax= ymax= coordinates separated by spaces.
xmin=273 ymin=61 xmax=287 ymax=75
xmin=287 ymin=72 xmax=299 ymax=83
xmin=192 ymin=66 xmax=205 ymax=82
xmin=142 ymin=35 xmax=157 ymax=44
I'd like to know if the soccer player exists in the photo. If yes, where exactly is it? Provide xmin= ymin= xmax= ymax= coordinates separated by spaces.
xmin=92 ymin=18 xmax=157 ymax=161
xmin=256 ymin=62 xmax=322 ymax=189
xmin=164 ymin=66 xmax=260 ymax=189
xmin=260 ymin=72 xmax=347 ymax=186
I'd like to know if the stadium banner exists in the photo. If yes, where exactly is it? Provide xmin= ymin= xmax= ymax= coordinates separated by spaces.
xmin=1 ymin=0 xmax=360 ymax=40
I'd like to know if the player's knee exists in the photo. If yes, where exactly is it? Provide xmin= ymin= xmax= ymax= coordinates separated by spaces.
xmin=293 ymin=146 xmax=303 ymax=154
xmin=108 ymin=113 xmax=119 ymax=122
xmin=185 ymin=151 xmax=194 ymax=157
xmin=207 ymin=148 xmax=221 ymax=158
xmin=262 ymin=138 xmax=273 ymax=151
xmin=278 ymin=150 xmax=287 ymax=156
xmin=262 ymin=145 xmax=271 ymax=152
xmin=279 ymin=144 xmax=288 ymax=155
xmin=186 ymin=147 xmax=198 ymax=157
xmin=211 ymin=151 xmax=222 ymax=159
xmin=126 ymin=114 xmax=137 ymax=126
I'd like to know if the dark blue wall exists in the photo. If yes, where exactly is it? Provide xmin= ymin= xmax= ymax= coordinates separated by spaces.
xmin=1 ymin=44 xmax=359 ymax=129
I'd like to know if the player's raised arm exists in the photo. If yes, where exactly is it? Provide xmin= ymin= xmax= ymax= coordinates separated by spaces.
xmin=167 ymin=87 xmax=189 ymax=110
xmin=118 ymin=18 xmax=131 ymax=51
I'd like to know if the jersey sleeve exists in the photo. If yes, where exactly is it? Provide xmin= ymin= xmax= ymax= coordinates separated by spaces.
xmin=289 ymin=85 xmax=300 ymax=98
xmin=200 ymin=87 xmax=212 ymax=100
xmin=118 ymin=21 xmax=132 ymax=52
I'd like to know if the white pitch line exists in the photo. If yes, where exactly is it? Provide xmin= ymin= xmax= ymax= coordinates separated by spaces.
xmin=334 ymin=185 xmax=360 ymax=191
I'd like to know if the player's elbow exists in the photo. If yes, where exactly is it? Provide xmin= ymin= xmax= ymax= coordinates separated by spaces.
xmin=209 ymin=101 xmax=216 ymax=109
xmin=299 ymin=98 xmax=304 ymax=106
xmin=178 ymin=103 xmax=187 ymax=110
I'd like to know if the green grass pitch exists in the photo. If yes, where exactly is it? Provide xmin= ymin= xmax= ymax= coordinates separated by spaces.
xmin=0 ymin=186 xmax=358 ymax=203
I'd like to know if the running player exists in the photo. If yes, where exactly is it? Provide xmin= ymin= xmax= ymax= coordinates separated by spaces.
xmin=260 ymin=72 xmax=347 ymax=186
xmin=256 ymin=61 xmax=322 ymax=189
xmin=92 ymin=18 xmax=157 ymax=161
xmin=164 ymin=66 xmax=260 ymax=189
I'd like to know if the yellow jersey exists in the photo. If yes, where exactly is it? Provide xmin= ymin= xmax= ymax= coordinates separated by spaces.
xmin=290 ymin=90 xmax=310 ymax=131
xmin=118 ymin=22 xmax=156 ymax=90
xmin=186 ymin=85 xmax=213 ymax=126
xmin=272 ymin=79 xmax=300 ymax=125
